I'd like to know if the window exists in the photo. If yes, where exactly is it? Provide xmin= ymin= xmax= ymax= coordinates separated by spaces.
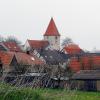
xmin=55 ymin=36 xmax=58 ymax=40
xmin=55 ymin=36 xmax=58 ymax=43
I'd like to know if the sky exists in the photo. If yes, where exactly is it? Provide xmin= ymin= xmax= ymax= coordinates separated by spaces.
xmin=0 ymin=0 xmax=100 ymax=51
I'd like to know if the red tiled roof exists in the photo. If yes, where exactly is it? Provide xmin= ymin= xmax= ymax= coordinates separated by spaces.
xmin=69 ymin=58 xmax=81 ymax=72
xmin=0 ymin=51 xmax=44 ymax=67
xmin=8 ymin=52 xmax=44 ymax=65
xmin=3 ymin=42 xmax=22 ymax=52
xmin=87 ymin=56 xmax=100 ymax=68
xmin=69 ymin=55 xmax=100 ymax=72
xmin=28 ymin=40 xmax=49 ymax=49
xmin=64 ymin=44 xmax=82 ymax=54
xmin=44 ymin=18 xmax=60 ymax=36
xmin=0 ymin=51 xmax=14 ymax=66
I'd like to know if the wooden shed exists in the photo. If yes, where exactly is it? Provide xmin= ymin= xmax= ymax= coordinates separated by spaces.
xmin=71 ymin=70 xmax=100 ymax=91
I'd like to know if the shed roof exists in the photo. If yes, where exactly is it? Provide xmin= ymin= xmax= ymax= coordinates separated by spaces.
xmin=72 ymin=70 xmax=100 ymax=80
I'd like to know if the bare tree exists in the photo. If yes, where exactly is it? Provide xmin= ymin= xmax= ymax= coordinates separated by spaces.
xmin=61 ymin=37 xmax=73 ymax=47
xmin=5 ymin=36 xmax=22 ymax=45
xmin=0 ymin=35 xmax=5 ymax=42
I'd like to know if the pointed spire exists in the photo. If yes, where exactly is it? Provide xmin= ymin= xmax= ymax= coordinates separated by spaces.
xmin=44 ymin=18 xmax=60 ymax=36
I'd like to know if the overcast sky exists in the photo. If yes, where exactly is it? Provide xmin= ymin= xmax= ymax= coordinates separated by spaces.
xmin=0 ymin=0 xmax=100 ymax=51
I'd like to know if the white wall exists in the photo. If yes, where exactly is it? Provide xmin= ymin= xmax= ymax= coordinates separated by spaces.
xmin=44 ymin=36 xmax=60 ymax=50
xmin=24 ymin=40 xmax=31 ymax=51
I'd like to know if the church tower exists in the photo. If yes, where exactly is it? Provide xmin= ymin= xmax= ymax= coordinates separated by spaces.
xmin=44 ymin=18 xmax=60 ymax=50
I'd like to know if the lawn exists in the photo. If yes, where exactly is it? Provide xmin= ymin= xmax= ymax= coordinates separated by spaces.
xmin=0 ymin=83 xmax=100 ymax=100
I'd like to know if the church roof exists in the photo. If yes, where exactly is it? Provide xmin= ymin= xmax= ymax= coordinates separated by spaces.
xmin=28 ymin=40 xmax=49 ymax=49
xmin=44 ymin=18 xmax=60 ymax=36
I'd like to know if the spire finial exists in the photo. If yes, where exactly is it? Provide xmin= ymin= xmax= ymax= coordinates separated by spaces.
xmin=44 ymin=18 xmax=60 ymax=36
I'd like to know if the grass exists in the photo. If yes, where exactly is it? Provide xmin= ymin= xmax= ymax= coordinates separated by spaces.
xmin=0 ymin=83 xmax=100 ymax=100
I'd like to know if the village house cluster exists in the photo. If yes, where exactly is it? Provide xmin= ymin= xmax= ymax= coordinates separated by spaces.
xmin=0 ymin=18 xmax=100 ymax=91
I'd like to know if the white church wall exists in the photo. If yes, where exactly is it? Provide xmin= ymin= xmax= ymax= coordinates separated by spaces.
xmin=44 ymin=36 xmax=60 ymax=50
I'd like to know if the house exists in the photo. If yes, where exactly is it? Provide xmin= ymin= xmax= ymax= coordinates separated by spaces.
xmin=24 ymin=18 xmax=61 ymax=51
xmin=71 ymin=70 xmax=100 ymax=91
xmin=68 ymin=53 xmax=100 ymax=72
xmin=63 ymin=44 xmax=83 ymax=55
xmin=24 ymin=40 xmax=49 ymax=51
xmin=68 ymin=57 xmax=82 ymax=72
xmin=9 ymin=52 xmax=44 ymax=66
xmin=0 ymin=42 xmax=22 ymax=52
xmin=32 ymin=49 xmax=70 ymax=65
xmin=0 ymin=51 xmax=44 ymax=75
xmin=0 ymin=51 xmax=14 ymax=73
xmin=0 ymin=43 xmax=8 ymax=51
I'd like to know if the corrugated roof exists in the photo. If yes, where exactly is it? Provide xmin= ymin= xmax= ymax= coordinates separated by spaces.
xmin=72 ymin=70 xmax=100 ymax=80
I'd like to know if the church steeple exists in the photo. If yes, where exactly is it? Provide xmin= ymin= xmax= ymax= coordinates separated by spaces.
xmin=44 ymin=18 xmax=60 ymax=36
xmin=44 ymin=18 xmax=61 ymax=50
